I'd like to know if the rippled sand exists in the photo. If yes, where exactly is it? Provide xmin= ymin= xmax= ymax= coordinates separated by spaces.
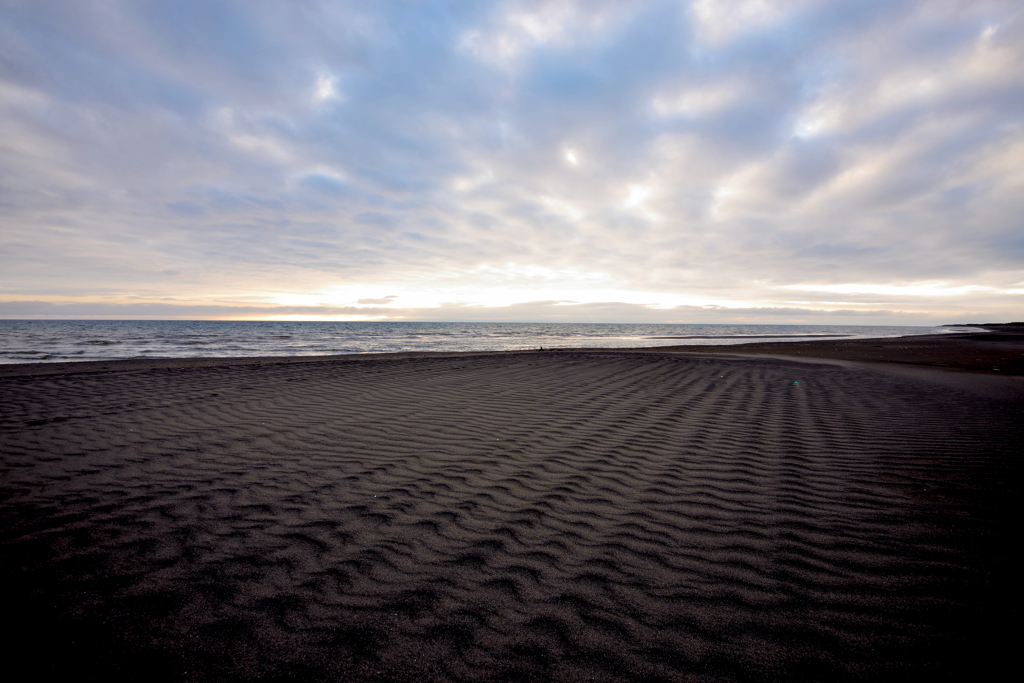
xmin=1 ymin=351 xmax=1018 ymax=681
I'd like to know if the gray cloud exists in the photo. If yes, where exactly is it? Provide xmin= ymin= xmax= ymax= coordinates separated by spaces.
xmin=1 ymin=0 xmax=1021 ymax=321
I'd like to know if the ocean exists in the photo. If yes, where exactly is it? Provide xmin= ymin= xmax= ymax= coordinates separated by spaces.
xmin=0 ymin=320 xmax=963 ymax=364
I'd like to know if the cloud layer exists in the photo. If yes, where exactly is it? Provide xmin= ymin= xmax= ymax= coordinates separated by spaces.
xmin=1 ymin=0 xmax=1022 ymax=323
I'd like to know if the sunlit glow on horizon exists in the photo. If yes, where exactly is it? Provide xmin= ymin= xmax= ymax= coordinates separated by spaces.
xmin=254 ymin=263 xmax=760 ymax=313
xmin=780 ymin=282 xmax=1023 ymax=296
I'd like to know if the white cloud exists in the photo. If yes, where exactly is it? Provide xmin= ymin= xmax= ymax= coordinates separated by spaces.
xmin=690 ymin=0 xmax=811 ymax=45
xmin=652 ymin=81 xmax=743 ymax=117
xmin=624 ymin=185 xmax=650 ymax=208
xmin=314 ymin=73 xmax=337 ymax=101
xmin=541 ymin=196 xmax=583 ymax=221
xmin=459 ymin=0 xmax=625 ymax=66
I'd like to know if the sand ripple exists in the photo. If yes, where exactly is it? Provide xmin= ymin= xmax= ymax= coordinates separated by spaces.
xmin=1 ymin=352 xmax=1017 ymax=681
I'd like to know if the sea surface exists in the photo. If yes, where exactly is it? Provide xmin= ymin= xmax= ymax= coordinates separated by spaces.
xmin=0 ymin=320 xmax=962 ymax=364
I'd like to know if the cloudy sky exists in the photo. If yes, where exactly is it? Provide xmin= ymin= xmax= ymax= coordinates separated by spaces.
xmin=1 ymin=0 xmax=1021 ymax=324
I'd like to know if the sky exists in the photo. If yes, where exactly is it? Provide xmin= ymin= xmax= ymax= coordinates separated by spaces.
xmin=1 ymin=0 xmax=1022 ymax=325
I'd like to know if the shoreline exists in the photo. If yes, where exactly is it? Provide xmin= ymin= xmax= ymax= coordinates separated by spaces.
xmin=3 ymin=324 xmax=1021 ymax=379
xmin=632 ymin=323 xmax=1024 ymax=376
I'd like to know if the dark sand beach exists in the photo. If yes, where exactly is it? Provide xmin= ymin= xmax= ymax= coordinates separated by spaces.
xmin=2 ymin=327 xmax=1021 ymax=681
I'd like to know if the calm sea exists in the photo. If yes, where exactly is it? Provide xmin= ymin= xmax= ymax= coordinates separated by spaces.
xmin=0 ymin=320 xmax=960 ymax=364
